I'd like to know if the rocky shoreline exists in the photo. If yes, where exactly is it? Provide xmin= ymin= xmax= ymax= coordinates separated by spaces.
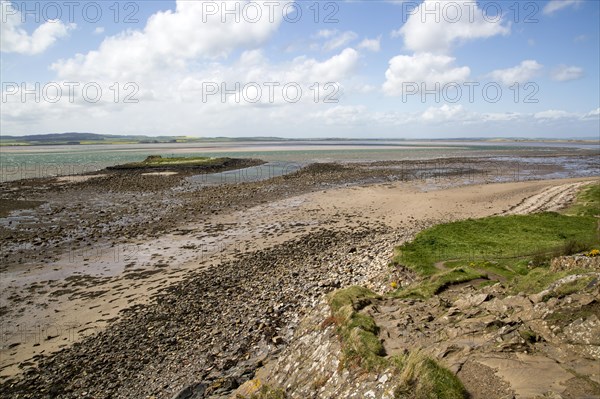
xmin=1 ymin=154 xmax=599 ymax=398
xmin=2 ymin=155 xmax=597 ymax=271
xmin=0 ymin=226 xmax=411 ymax=398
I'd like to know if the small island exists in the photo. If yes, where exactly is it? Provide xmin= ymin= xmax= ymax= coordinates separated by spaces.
xmin=106 ymin=155 xmax=265 ymax=172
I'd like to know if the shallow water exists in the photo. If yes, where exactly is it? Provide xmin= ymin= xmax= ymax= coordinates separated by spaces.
xmin=1 ymin=140 xmax=598 ymax=182
xmin=185 ymin=161 xmax=305 ymax=186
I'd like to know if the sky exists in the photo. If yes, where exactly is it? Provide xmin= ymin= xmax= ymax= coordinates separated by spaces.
xmin=1 ymin=0 xmax=599 ymax=138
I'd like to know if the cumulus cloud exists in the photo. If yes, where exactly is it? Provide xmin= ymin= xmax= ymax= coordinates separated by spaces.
xmin=285 ymin=48 xmax=359 ymax=84
xmin=0 ymin=0 xmax=75 ymax=55
xmin=51 ymin=0 xmax=286 ymax=82
xmin=357 ymin=36 xmax=381 ymax=52
xmin=393 ymin=0 xmax=510 ymax=54
xmin=489 ymin=60 xmax=543 ymax=86
xmin=421 ymin=104 xmax=468 ymax=122
xmin=384 ymin=1 xmax=511 ymax=97
xmin=543 ymin=0 xmax=582 ymax=15
xmin=551 ymin=65 xmax=584 ymax=81
xmin=383 ymin=53 xmax=470 ymax=96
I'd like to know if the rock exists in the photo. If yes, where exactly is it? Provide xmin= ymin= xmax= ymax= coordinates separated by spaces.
xmin=272 ymin=336 xmax=285 ymax=345
xmin=171 ymin=382 xmax=207 ymax=399
xmin=454 ymin=293 xmax=490 ymax=310
xmin=233 ymin=378 xmax=262 ymax=398
xmin=550 ymin=255 xmax=600 ymax=273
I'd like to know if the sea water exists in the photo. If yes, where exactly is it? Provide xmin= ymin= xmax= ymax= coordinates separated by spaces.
xmin=0 ymin=140 xmax=598 ymax=182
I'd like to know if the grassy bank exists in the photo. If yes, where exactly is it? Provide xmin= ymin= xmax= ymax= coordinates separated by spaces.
xmin=391 ymin=182 xmax=599 ymax=298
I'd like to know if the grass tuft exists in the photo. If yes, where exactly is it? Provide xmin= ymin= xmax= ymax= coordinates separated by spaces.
xmin=327 ymin=286 xmax=386 ymax=370
xmin=327 ymin=286 xmax=380 ymax=313
xmin=247 ymin=385 xmax=287 ymax=399
xmin=394 ymin=350 xmax=467 ymax=399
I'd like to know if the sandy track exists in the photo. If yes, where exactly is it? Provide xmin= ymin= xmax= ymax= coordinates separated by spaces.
xmin=502 ymin=181 xmax=593 ymax=215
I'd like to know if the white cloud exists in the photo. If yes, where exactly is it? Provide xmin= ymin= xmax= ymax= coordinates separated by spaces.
xmin=315 ymin=29 xmax=337 ymax=39
xmin=2 ymin=47 xmax=361 ymax=123
xmin=285 ymin=48 xmax=359 ymax=84
xmin=534 ymin=110 xmax=576 ymax=120
xmin=482 ymin=112 xmax=522 ymax=122
xmin=551 ymin=65 xmax=584 ymax=82
xmin=543 ymin=0 xmax=582 ymax=15
xmin=394 ymin=0 xmax=510 ymax=54
xmin=0 ymin=0 xmax=74 ymax=55
xmin=322 ymin=31 xmax=358 ymax=52
xmin=200 ymin=46 xmax=358 ymax=104
xmin=583 ymin=108 xmax=600 ymax=120
xmin=93 ymin=27 xmax=105 ymax=35
xmin=357 ymin=36 xmax=381 ymax=52
xmin=533 ymin=108 xmax=600 ymax=122
xmin=311 ymin=105 xmax=416 ymax=127
xmin=383 ymin=53 xmax=470 ymax=96
xmin=51 ymin=0 xmax=286 ymax=82
xmin=314 ymin=105 xmax=369 ymax=126
xmin=489 ymin=60 xmax=543 ymax=86
xmin=421 ymin=104 xmax=468 ymax=122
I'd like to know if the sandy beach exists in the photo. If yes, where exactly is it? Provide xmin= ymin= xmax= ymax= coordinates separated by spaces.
xmin=0 ymin=154 xmax=598 ymax=397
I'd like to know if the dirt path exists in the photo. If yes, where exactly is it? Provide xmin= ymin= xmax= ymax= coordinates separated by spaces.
xmin=502 ymin=181 xmax=591 ymax=215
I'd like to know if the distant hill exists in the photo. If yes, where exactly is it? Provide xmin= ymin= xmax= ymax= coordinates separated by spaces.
xmin=0 ymin=132 xmax=183 ymax=143
xmin=0 ymin=133 xmax=290 ymax=146
xmin=1 ymin=133 xmax=597 ymax=146
xmin=2 ymin=133 xmax=110 ymax=142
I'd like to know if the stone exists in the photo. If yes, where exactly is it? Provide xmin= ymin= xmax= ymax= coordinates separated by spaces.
xmin=454 ymin=293 xmax=490 ymax=310
xmin=170 ymin=382 xmax=207 ymax=399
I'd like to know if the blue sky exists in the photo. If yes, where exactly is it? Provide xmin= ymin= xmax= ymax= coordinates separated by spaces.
xmin=1 ymin=0 xmax=599 ymax=138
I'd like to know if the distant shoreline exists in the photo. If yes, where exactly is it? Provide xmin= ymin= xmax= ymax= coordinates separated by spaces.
xmin=1 ymin=134 xmax=599 ymax=147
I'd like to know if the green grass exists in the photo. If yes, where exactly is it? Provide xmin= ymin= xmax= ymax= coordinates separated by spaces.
xmin=390 ymin=183 xmax=599 ymax=299
xmin=508 ymin=266 xmax=597 ymax=296
xmin=328 ymin=286 xmax=381 ymax=313
xmin=141 ymin=155 xmax=213 ymax=165
xmin=109 ymin=155 xmax=232 ymax=169
xmin=563 ymin=182 xmax=600 ymax=217
xmin=393 ymin=212 xmax=599 ymax=277
xmin=394 ymin=351 xmax=467 ymax=399
xmin=508 ymin=267 xmax=570 ymax=295
xmin=327 ymin=287 xmax=385 ymax=370
xmin=393 ymin=267 xmax=486 ymax=299
xmin=542 ymin=275 xmax=596 ymax=301
xmin=326 ymin=287 xmax=467 ymax=397
xmin=247 ymin=385 xmax=287 ymax=399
